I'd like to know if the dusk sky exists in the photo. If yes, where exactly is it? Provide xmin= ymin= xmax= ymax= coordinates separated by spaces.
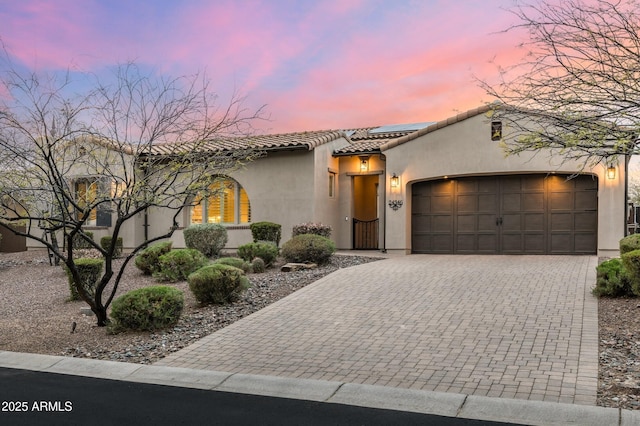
xmin=0 ymin=0 xmax=525 ymax=134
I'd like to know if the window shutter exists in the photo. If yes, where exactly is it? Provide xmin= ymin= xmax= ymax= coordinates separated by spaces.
xmin=96 ymin=178 xmax=112 ymax=227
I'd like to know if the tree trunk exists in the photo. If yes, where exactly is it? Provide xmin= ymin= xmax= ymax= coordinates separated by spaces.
xmin=94 ymin=306 xmax=109 ymax=327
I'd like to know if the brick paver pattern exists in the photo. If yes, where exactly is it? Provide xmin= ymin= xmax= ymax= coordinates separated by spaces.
xmin=156 ymin=255 xmax=598 ymax=405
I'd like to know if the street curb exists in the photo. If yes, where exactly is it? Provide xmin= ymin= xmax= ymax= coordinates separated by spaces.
xmin=2 ymin=351 xmax=639 ymax=425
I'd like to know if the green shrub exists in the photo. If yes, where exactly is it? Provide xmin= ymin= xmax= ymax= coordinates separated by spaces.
xmin=188 ymin=264 xmax=250 ymax=305
xmin=63 ymin=258 xmax=104 ymax=300
xmin=134 ymin=241 xmax=173 ymax=275
xmin=592 ymin=258 xmax=633 ymax=297
xmin=214 ymin=257 xmax=252 ymax=273
xmin=154 ymin=248 xmax=209 ymax=282
xmin=71 ymin=231 xmax=94 ymax=250
xmin=620 ymin=234 xmax=640 ymax=255
xmin=249 ymin=222 xmax=281 ymax=246
xmin=292 ymin=222 xmax=332 ymax=238
xmin=251 ymin=257 xmax=266 ymax=273
xmin=183 ymin=223 xmax=228 ymax=257
xmin=110 ymin=286 xmax=184 ymax=331
xmin=281 ymin=234 xmax=336 ymax=265
xmin=100 ymin=236 xmax=123 ymax=257
xmin=622 ymin=249 xmax=640 ymax=296
xmin=237 ymin=241 xmax=279 ymax=266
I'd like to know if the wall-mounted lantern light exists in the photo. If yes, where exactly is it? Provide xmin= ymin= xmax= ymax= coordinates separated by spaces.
xmin=607 ymin=166 xmax=616 ymax=180
xmin=390 ymin=173 xmax=400 ymax=188
xmin=359 ymin=156 xmax=369 ymax=172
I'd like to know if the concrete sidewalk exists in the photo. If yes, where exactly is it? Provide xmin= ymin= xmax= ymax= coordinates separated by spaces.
xmin=1 ymin=351 xmax=639 ymax=425
xmin=157 ymin=255 xmax=599 ymax=405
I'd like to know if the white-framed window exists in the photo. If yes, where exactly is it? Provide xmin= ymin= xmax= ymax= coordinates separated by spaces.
xmin=73 ymin=177 xmax=112 ymax=227
xmin=190 ymin=177 xmax=251 ymax=225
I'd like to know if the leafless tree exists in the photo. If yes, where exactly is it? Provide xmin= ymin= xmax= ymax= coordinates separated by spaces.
xmin=480 ymin=0 xmax=640 ymax=167
xmin=0 ymin=57 xmax=265 ymax=326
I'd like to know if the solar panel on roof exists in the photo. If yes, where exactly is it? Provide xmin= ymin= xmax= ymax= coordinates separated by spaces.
xmin=369 ymin=122 xmax=434 ymax=134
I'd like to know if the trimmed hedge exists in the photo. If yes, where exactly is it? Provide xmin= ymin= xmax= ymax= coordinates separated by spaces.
xmin=249 ymin=222 xmax=281 ymax=246
xmin=281 ymin=234 xmax=336 ymax=265
xmin=63 ymin=258 xmax=103 ymax=300
xmin=213 ymin=257 xmax=252 ymax=273
xmin=620 ymin=234 xmax=640 ymax=255
xmin=292 ymin=222 xmax=332 ymax=238
xmin=154 ymin=248 xmax=209 ymax=282
xmin=237 ymin=241 xmax=278 ymax=267
xmin=622 ymin=249 xmax=640 ymax=296
xmin=188 ymin=264 xmax=250 ymax=305
xmin=183 ymin=223 xmax=228 ymax=257
xmin=110 ymin=286 xmax=184 ymax=331
xmin=100 ymin=236 xmax=123 ymax=257
xmin=71 ymin=231 xmax=94 ymax=250
xmin=134 ymin=241 xmax=173 ymax=275
xmin=592 ymin=258 xmax=633 ymax=297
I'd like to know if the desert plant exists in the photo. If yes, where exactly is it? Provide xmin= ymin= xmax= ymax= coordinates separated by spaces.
xmin=251 ymin=257 xmax=266 ymax=273
xmin=237 ymin=241 xmax=278 ymax=266
xmin=134 ymin=241 xmax=173 ymax=275
xmin=292 ymin=222 xmax=332 ymax=238
xmin=592 ymin=258 xmax=633 ymax=297
xmin=281 ymin=234 xmax=336 ymax=265
xmin=63 ymin=258 xmax=103 ymax=300
xmin=72 ymin=231 xmax=94 ymax=250
xmin=183 ymin=223 xmax=228 ymax=257
xmin=154 ymin=248 xmax=209 ymax=282
xmin=622 ymin=249 xmax=640 ymax=296
xmin=188 ymin=264 xmax=250 ymax=305
xmin=110 ymin=286 xmax=184 ymax=332
xmin=100 ymin=236 xmax=123 ymax=257
xmin=213 ymin=256 xmax=252 ymax=273
xmin=249 ymin=221 xmax=281 ymax=246
xmin=620 ymin=234 xmax=640 ymax=255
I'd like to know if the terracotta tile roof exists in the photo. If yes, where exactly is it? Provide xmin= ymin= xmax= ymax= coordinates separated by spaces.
xmin=148 ymin=129 xmax=344 ymax=155
xmin=333 ymin=127 xmax=431 ymax=155
xmin=380 ymin=105 xmax=493 ymax=151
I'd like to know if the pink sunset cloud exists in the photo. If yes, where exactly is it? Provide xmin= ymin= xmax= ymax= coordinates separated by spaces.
xmin=0 ymin=0 xmax=526 ymax=133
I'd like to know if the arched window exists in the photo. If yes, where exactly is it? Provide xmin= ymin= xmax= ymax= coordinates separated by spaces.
xmin=190 ymin=178 xmax=251 ymax=225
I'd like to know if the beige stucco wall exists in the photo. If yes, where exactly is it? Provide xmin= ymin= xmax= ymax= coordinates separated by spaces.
xmin=382 ymin=113 xmax=626 ymax=257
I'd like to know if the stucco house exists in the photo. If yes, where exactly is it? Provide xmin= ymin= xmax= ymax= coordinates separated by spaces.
xmin=25 ymin=104 xmax=627 ymax=257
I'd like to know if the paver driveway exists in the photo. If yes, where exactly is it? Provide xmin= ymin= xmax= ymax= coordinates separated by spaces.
xmin=157 ymin=255 xmax=598 ymax=405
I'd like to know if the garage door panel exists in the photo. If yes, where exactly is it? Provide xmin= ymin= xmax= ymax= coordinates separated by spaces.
xmin=411 ymin=174 xmax=597 ymax=254
xmin=432 ymin=196 xmax=453 ymax=213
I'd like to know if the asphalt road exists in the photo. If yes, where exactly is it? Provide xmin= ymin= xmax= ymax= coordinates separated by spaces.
xmin=0 ymin=367 xmax=523 ymax=426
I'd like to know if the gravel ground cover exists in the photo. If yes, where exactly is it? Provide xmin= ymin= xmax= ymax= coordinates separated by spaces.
xmin=0 ymin=251 xmax=637 ymax=409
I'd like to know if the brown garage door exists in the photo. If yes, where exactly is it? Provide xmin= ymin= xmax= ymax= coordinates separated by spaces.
xmin=411 ymin=174 xmax=597 ymax=254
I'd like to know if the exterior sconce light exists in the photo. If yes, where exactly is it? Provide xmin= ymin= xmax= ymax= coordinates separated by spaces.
xmin=390 ymin=173 xmax=400 ymax=188
xmin=388 ymin=173 xmax=402 ymax=210
xmin=359 ymin=156 xmax=369 ymax=172
xmin=607 ymin=166 xmax=616 ymax=180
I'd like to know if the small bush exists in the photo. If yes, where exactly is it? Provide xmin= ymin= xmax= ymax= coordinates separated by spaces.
xmin=100 ymin=236 xmax=123 ymax=257
xmin=292 ymin=222 xmax=332 ymax=238
xmin=251 ymin=257 xmax=266 ymax=273
xmin=620 ymin=234 xmax=640 ymax=255
xmin=592 ymin=258 xmax=633 ymax=297
xmin=71 ymin=231 xmax=94 ymax=250
xmin=154 ymin=248 xmax=209 ymax=282
xmin=183 ymin=223 xmax=228 ymax=257
xmin=250 ymin=222 xmax=281 ymax=246
xmin=237 ymin=241 xmax=279 ymax=266
xmin=188 ymin=264 xmax=250 ymax=305
xmin=110 ymin=286 xmax=184 ymax=331
xmin=134 ymin=241 xmax=173 ymax=275
xmin=623 ymin=249 xmax=640 ymax=296
xmin=281 ymin=234 xmax=336 ymax=265
xmin=63 ymin=258 xmax=104 ymax=300
xmin=214 ymin=256 xmax=252 ymax=273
